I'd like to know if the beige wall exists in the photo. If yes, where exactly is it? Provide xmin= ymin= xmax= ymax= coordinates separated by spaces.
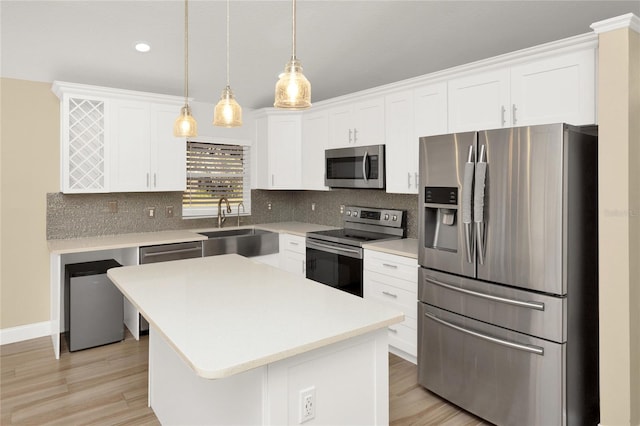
xmin=597 ymin=27 xmax=640 ymax=426
xmin=0 ymin=78 xmax=59 ymax=329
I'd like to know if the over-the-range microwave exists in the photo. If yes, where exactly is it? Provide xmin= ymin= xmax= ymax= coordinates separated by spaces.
xmin=325 ymin=144 xmax=385 ymax=189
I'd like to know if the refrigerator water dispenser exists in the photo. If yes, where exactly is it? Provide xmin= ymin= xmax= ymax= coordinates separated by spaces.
xmin=423 ymin=187 xmax=459 ymax=252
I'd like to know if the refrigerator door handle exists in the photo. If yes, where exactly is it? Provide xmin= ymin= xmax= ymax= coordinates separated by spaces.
xmin=474 ymin=144 xmax=487 ymax=265
xmin=424 ymin=276 xmax=545 ymax=311
xmin=425 ymin=312 xmax=544 ymax=355
xmin=462 ymin=144 xmax=475 ymax=263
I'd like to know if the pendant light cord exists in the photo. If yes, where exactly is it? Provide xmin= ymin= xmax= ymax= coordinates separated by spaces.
xmin=226 ymin=0 xmax=230 ymax=87
xmin=291 ymin=0 xmax=296 ymax=60
xmin=184 ymin=0 xmax=189 ymax=103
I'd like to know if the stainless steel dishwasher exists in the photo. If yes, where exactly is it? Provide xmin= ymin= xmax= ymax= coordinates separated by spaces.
xmin=137 ymin=240 xmax=203 ymax=331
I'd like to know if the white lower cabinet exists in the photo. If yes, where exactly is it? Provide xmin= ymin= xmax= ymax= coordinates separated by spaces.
xmin=363 ymin=249 xmax=418 ymax=363
xmin=279 ymin=233 xmax=306 ymax=276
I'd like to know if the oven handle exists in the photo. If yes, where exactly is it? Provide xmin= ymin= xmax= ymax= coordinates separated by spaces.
xmin=306 ymin=240 xmax=363 ymax=259
xmin=424 ymin=312 xmax=544 ymax=356
xmin=424 ymin=276 xmax=545 ymax=311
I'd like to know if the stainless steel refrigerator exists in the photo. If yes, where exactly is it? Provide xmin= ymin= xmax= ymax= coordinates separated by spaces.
xmin=417 ymin=123 xmax=599 ymax=425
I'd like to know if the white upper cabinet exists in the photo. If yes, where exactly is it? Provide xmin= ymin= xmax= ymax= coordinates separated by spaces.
xmin=328 ymin=97 xmax=385 ymax=148
xmin=53 ymin=81 xmax=186 ymax=193
xmin=510 ymin=49 xmax=596 ymax=126
xmin=385 ymin=82 xmax=447 ymax=194
xmin=448 ymin=48 xmax=596 ymax=132
xmin=255 ymin=111 xmax=302 ymax=189
xmin=448 ymin=68 xmax=511 ymax=133
xmin=301 ymin=110 xmax=329 ymax=191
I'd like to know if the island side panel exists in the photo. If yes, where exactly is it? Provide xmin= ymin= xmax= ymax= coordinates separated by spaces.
xmin=267 ymin=328 xmax=390 ymax=425
xmin=149 ymin=327 xmax=266 ymax=425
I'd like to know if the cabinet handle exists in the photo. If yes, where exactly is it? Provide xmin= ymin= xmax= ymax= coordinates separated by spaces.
xmin=408 ymin=172 xmax=411 ymax=188
xmin=382 ymin=263 xmax=398 ymax=269
xmin=382 ymin=291 xmax=398 ymax=298
xmin=154 ymin=173 xmax=157 ymax=188
xmin=512 ymin=104 xmax=518 ymax=125
xmin=388 ymin=327 xmax=398 ymax=333
xmin=353 ymin=128 xmax=358 ymax=143
xmin=146 ymin=172 xmax=150 ymax=188
xmin=271 ymin=174 xmax=274 ymax=186
xmin=348 ymin=129 xmax=353 ymax=144
xmin=501 ymin=105 xmax=506 ymax=126
xmin=302 ymin=261 xmax=306 ymax=274
xmin=415 ymin=172 xmax=419 ymax=187
xmin=289 ymin=241 xmax=299 ymax=246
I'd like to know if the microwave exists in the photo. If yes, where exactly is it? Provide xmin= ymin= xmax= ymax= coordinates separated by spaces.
xmin=325 ymin=144 xmax=385 ymax=189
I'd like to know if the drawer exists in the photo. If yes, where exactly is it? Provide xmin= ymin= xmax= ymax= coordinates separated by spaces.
xmin=364 ymin=250 xmax=417 ymax=282
xmin=365 ymin=271 xmax=417 ymax=319
xmin=387 ymin=320 xmax=417 ymax=356
xmin=280 ymin=233 xmax=305 ymax=254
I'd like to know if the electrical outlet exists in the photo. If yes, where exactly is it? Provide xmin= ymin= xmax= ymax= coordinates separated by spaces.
xmin=268 ymin=202 xmax=272 ymax=210
xmin=147 ymin=207 xmax=155 ymax=218
xmin=311 ymin=203 xmax=316 ymax=211
xmin=299 ymin=386 xmax=315 ymax=424
xmin=166 ymin=206 xmax=174 ymax=217
xmin=339 ymin=205 xmax=345 ymax=214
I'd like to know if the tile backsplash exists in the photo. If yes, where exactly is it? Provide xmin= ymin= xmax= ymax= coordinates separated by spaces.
xmin=47 ymin=189 xmax=418 ymax=240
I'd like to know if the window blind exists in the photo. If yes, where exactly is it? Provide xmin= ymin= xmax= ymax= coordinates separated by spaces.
xmin=183 ymin=141 xmax=251 ymax=217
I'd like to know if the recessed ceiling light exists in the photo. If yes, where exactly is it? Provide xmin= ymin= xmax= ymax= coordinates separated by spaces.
xmin=134 ymin=41 xmax=151 ymax=53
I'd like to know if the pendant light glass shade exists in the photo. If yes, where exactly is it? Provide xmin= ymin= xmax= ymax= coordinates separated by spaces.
xmin=174 ymin=0 xmax=197 ymax=137
xmin=214 ymin=86 xmax=242 ymax=127
xmin=274 ymin=0 xmax=311 ymax=110
xmin=213 ymin=0 xmax=242 ymax=127
xmin=174 ymin=105 xmax=198 ymax=137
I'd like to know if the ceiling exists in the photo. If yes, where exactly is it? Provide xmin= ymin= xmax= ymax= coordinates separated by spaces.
xmin=2 ymin=1 xmax=638 ymax=110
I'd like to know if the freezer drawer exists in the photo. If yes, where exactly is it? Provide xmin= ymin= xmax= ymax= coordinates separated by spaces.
xmin=419 ymin=268 xmax=566 ymax=343
xmin=418 ymin=303 xmax=564 ymax=426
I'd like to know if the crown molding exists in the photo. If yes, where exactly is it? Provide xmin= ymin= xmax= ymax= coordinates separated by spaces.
xmin=591 ymin=13 xmax=640 ymax=34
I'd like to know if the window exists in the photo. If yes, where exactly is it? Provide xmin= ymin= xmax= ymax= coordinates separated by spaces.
xmin=183 ymin=140 xmax=251 ymax=218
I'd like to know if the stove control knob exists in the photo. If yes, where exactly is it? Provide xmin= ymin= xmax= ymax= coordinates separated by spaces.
xmin=392 ymin=215 xmax=398 ymax=221
xmin=353 ymin=211 xmax=358 ymax=217
xmin=384 ymin=214 xmax=389 ymax=220
xmin=346 ymin=210 xmax=351 ymax=216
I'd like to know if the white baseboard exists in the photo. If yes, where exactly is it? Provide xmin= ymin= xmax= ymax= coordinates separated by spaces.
xmin=0 ymin=321 xmax=51 ymax=345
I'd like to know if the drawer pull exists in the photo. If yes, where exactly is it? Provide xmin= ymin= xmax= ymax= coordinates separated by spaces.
xmin=388 ymin=327 xmax=398 ymax=333
xmin=424 ymin=276 xmax=545 ymax=311
xmin=425 ymin=312 xmax=544 ymax=355
xmin=382 ymin=291 xmax=398 ymax=298
xmin=289 ymin=242 xmax=299 ymax=246
xmin=382 ymin=263 xmax=398 ymax=269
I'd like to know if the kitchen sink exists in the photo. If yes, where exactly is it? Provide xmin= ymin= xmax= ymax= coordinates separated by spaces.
xmin=198 ymin=228 xmax=279 ymax=257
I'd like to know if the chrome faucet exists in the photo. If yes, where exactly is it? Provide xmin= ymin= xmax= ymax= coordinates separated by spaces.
xmin=237 ymin=202 xmax=245 ymax=226
xmin=217 ymin=197 xmax=232 ymax=228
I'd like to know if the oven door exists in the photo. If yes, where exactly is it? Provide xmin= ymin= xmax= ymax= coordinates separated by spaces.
xmin=305 ymin=239 xmax=363 ymax=297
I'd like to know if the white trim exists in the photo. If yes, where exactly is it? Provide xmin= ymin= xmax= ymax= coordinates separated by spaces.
xmin=52 ymin=80 xmax=187 ymax=104
xmin=1 ymin=321 xmax=52 ymax=345
xmin=591 ymin=13 xmax=640 ymax=34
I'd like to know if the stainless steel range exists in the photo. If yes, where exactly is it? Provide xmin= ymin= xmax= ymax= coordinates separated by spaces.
xmin=306 ymin=206 xmax=406 ymax=297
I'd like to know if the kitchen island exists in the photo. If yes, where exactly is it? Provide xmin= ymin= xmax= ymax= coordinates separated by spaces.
xmin=107 ymin=254 xmax=403 ymax=425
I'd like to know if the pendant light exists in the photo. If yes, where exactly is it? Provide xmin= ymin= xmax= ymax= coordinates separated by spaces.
xmin=173 ymin=0 xmax=198 ymax=137
xmin=213 ymin=0 xmax=242 ymax=127
xmin=274 ymin=0 xmax=311 ymax=110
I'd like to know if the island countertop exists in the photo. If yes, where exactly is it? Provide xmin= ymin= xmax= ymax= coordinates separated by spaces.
xmin=107 ymin=254 xmax=403 ymax=380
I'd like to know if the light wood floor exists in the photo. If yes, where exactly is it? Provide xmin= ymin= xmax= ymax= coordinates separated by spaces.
xmin=1 ymin=333 xmax=490 ymax=425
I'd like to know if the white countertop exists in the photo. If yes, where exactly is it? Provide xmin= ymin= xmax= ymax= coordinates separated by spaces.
xmin=108 ymin=255 xmax=403 ymax=379
xmin=48 ymin=222 xmax=339 ymax=254
xmin=362 ymin=238 xmax=418 ymax=259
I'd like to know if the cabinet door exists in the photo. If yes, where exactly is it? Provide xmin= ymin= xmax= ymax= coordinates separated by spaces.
xmin=448 ymin=68 xmax=510 ymax=132
xmin=385 ymin=91 xmax=415 ymax=194
xmin=150 ymin=103 xmax=186 ymax=191
xmin=510 ymin=49 xmax=595 ymax=126
xmin=352 ymin=97 xmax=385 ymax=146
xmin=110 ymin=100 xmax=151 ymax=192
xmin=302 ymin=110 xmax=329 ymax=190
xmin=327 ymin=105 xmax=353 ymax=148
xmin=61 ymin=95 xmax=109 ymax=193
xmin=267 ymin=114 xmax=302 ymax=189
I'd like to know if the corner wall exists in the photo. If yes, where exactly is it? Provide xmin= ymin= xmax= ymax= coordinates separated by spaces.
xmin=0 ymin=78 xmax=59 ymax=329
